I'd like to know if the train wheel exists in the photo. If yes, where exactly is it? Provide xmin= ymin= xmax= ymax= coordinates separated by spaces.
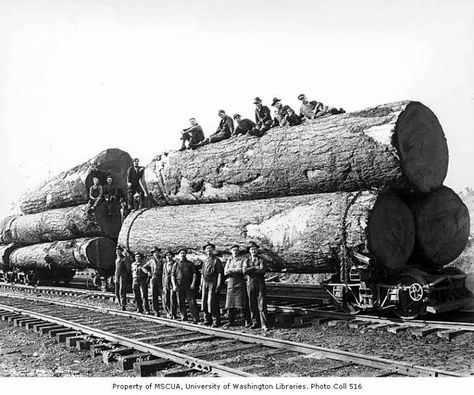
xmin=393 ymin=270 xmax=427 ymax=319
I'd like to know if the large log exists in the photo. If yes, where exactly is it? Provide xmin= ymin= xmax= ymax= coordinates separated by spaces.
xmin=0 ymin=203 xmax=121 ymax=246
xmin=20 ymin=148 xmax=132 ymax=214
xmin=118 ymin=191 xmax=415 ymax=273
xmin=145 ymin=101 xmax=448 ymax=206
xmin=9 ymin=237 xmax=116 ymax=275
xmin=0 ymin=244 xmax=16 ymax=270
xmin=406 ymin=186 xmax=470 ymax=268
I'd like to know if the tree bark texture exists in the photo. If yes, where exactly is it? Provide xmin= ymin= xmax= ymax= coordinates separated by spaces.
xmin=145 ymin=101 xmax=448 ymax=206
xmin=8 ymin=237 xmax=116 ymax=275
xmin=0 ymin=203 xmax=121 ymax=246
xmin=0 ymin=244 xmax=16 ymax=270
xmin=118 ymin=191 xmax=415 ymax=273
xmin=19 ymin=148 xmax=132 ymax=214
xmin=405 ymin=186 xmax=470 ymax=268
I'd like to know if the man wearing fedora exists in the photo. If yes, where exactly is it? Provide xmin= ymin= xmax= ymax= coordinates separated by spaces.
xmin=131 ymin=252 xmax=151 ymax=314
xmin=297 ymin=94 xmax=345 ymax=120
xmin=171 ymin=248 xmax=200 ymax=324
xmin=253 ymin=97 xmax=273 ymax=135
xmin=143 ymin=247 xmax=164 ymax=316
xmin=224 ymin=245 xmax=250 ymax=328
xmin=271 ymin=97 xmax=296 ymax=128
xmin=162 ymin=251 xmax=178 ymax=319
xmin=114 ymin=246 xmax=130 ymax=311
xmin=243 ymin=242 xmax=269 ymax=331
xmin=200 ymin=242 xmax=224 ymax=327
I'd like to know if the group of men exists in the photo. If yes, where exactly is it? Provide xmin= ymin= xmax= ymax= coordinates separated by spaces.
xmin=179 ymin=94 xmax=345 ymax=150
xmin=114 ymin=241 xmax=269 ymax=331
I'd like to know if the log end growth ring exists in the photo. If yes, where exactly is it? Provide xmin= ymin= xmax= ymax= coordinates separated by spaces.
xmin=84 ymin=237 xmax=116 ymax=275
xmin=395 ymin=102 xmax=448 ymax=193
xmin=367 ymin=192 xmax=415 ymax=270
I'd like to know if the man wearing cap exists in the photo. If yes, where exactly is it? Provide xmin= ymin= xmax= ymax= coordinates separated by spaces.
xmin=253 ymin=97 xmax=273 ymax=136
xmin=162 ymin=251 xmax=177 ymax=319
xmin=233 ymin=114 xmax=257 ymax=137
xmin=243 ymin=242 xmax=268 ymax=331
xmin=171 ymin=249 xmax=200 ymax=323
xmin=200 ymin=242 xmax=224 ymax=327
xmin=179 ymin=118 xmax=205 ymax=151
xmin=114 ymin=246 xmax=131 ymax=311
xmin=127 ymin=158 xmax=145 ymax=211
xmin=143 ymin=247 xmax=164 ymax=316
xmin=224 ymin=245 xmax=250 ymax=328
xmin=271 ymin=98 xmax=296 ymax=128
xmin=131 ymin=252 xmax=151 ymax=314
xmin=297 ymin=94 xmax=345 ymax=120
xmin=103 ymin=176 xmax=120 ymax=216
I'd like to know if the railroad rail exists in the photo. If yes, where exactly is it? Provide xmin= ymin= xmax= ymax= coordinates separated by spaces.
xmin=0 ymin=293 xmax=465 ymax=377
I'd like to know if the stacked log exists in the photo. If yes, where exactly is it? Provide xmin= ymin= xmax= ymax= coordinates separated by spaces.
xmin=118 ymin=191 xmax=415 ymax=273
xmin=0 ymin=244 xmax=16 ymax=271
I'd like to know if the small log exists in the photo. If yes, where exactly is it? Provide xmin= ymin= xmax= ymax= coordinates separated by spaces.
xmin=118 ymin=191 xmax=415 ymax=273
xmin=8 ymin=237 xmax=116 ymax=275
xmin=406 ymin=186 xmax=470 ymax=267
xmin=145 ymin=101 xmax=448 ymax=206
xmin=0 ymin=203 xmax=121 ymax=246
xmin=19 ymin=148 xmax=132 ymax=214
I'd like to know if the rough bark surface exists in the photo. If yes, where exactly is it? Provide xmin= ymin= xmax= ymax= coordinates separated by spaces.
xmin=118 ymin=191 xmax=415 ymax=273
xmin=146 ymin=101 xmax=448 ymax=206
xmin=0 ymin=203 xmax=121 ymax=246
xmin=0 ymin=244 xmax=16 ymax=270
xmin=406 ymin=186 xmax=470 ymax=268
xmin=19 ymin=148 xmax=132 ymax=214
xmin=8 ymin=237 xmax=116 ymax=274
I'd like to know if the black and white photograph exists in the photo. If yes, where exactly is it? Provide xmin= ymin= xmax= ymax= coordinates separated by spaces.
xmin=0 ymin=0 xmax=473 ymax=393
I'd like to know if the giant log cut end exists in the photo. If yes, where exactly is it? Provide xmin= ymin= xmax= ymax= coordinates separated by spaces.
xmin=395 ymin=102 xmax=448 ymax=193
xmin=366 ymin=192 xmax=415 ymax=270
xmin=83 ymin=237 xmax=116 ymax=275
xmin=0 ymin=244 xmax=17 ymax=270
xmin=408 ymin=186 xmax=470 ymax=267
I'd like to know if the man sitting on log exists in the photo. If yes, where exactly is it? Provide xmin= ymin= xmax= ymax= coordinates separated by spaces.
xmin=143 ymin=246 xmax=164 ymax=317
xmin=271 ymin=97 xmax=297 ymax=127
xmin=171 ymin=248 xmax=200 ymax=324
xmin=162 ymin=251 xmax=177 ymax=319
xmin=233 ymin=114 xmax=260 ymax=137
xmin=103 ymin=176 xmax=120 ymax=216
xmin=131 ymin=252 xmax=151 ymax=314
xmin=243 ymin=242 xmax=268 ymax=331
xmin=114 ymin=246 xmax=130 ymax=311
xmin=127 ymin=158 xmax=145 ymax=211
xmin=200 ymin=110 xmax=234 ymax=146
xmin=200 ymin=242 xmax=224 ymax=327
xmin=179 ymin=118 xmax=205 ymax=151
xmin=87 ymin=176 xmax=103 ymax=214
xmin=253 ymin=97 xmax=273 ymax=135
xmin=297 ymin=94 xmax=345 ymax=120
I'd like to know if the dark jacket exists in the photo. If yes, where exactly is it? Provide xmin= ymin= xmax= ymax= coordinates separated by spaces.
xmin=216 ymin=115 xmax=234 ymax=137
xmin=255 ymin=105 xmax=272 ymax=127
xmin=234 ymin=118 xmax=256 ymax=135
xmin=127 ymin=166 xmax=144 ymax=187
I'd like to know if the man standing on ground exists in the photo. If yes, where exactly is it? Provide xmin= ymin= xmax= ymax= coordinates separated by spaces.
xmin=200 ymin=242 xmax=224 ymax=327
xmin=131 ymin=252 xmax=150 ymax=314
xmin=143 ymin=247 xmax=164 ymax=316
xmin=114 ymin=246 xmax=130 ymax=311
xmin=127 ymin=158 xmax=145 ymax=211
xmin=179 ymin=118 xmax=205 ymax=151
xmin=162 ymin=251 xmax=177 ymax=319
xmin=171 ymin=249 xmax=200 ymax=323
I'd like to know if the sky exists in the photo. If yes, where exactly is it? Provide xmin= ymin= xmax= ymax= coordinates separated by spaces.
xmin=0 ymin=0 xmax=473 ymax=219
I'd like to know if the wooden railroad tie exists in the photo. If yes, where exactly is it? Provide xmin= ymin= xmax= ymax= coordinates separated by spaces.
xmin=133 ymin=358 xmax=174 ymax=377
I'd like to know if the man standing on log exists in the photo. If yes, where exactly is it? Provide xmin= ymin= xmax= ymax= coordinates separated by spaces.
xmin=143 ymin=247 xmax=164 ymax=316
xmin=253 ymin=97 xmax=272 ymax=135
xmin=162 ymin=251 xmax=177 ymax=319
xmin=271 ymin=97 xmax=296 ymax=127
xmin=131 ymin=252 xmax=151 ymax=314
xmin=171 ymin=248 xmax=200 ymax=324
xmin=224 ymin=245 xmax=250 ymax=328
xmin=114 ymin=246 xmax=130 ymax=311
xmin=297 ymin=94 xmax=345 ymax=120
xmin=243 ymin=242 xmax=268 ymax=331
xmin=103 ymin=176 xmax=120 ymax=216
xmin=200 ymin=242 xmax=223 ymax=327
xmin=179 ymin=118 xmax=205 ymax=151
xmin=127 ymin=158 xmax=145 ymax=211
xmin=87 ymin=177 xmax=103 ymax=214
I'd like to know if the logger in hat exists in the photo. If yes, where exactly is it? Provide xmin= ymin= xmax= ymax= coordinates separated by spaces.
xmin=114 ymin=246 xmax=130 ymax=311
xmin=162 ymin=251 xmax=177 ymax=319
xmin=131 ymin=252 xmax=151 ymax=314
xmin=201 ymin=242 xmax=224 ymax=327
xmin=253 ymin=96 xmax=273 ymax=135
xmin=271 ymin=97 xmax=295 ymax=128
xmin=143 ymin=246 xmax=164 ymax=317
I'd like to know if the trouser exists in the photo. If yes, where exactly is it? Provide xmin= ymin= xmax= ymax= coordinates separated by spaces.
xmin=180 ymin=132 xmax=204 ymax=149
xmin=162 ymin=287 xmax=177 ymax=318
xmin=150 ymin=278 xmax=162 ymax=314
xmin=176 ymin=286 xmax=200 ymax=322
xmin=114 ymin=275 xmax=127 ymax=307
xmin=247 ymin=277 xmax=268 ymax=327
xmin=127 ymin=185 xmax=144 ymax=210
xmin=104 ymin=196 xmax=117 ymax=215
xmin=208 ymin=131 xmax=230 ymax=144
xmin=201 ymin=281 xmax=220 ymax=325
xmin=133 ymin=277 xmax=150 ymax=313
xmin=87 ymin=196 xmax=103 ymax=210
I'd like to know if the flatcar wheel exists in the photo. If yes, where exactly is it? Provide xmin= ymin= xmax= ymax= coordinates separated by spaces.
xmin=393 ymin=271 xmax=427 ymax=320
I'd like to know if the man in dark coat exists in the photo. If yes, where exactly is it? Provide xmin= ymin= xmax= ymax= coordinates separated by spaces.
xmin=271 ymin=97 xmax=297 ymax=127
xmin=201 ymin=110 xmax=234 ymax=145
xmin=200 ymin=242 xmax=224 ymax=327
xmin=253 ymin=97 xmax=272 ymax=136
xmin=127 ymin=158 xmax=145 ymax=211
xmin=297 ymin=94 xmax=345 ymax=120
xmin=131 ymin=252 xmax=150 ymax=314
xmin=103 ymin=176 xmax=120 ymax=216
xmin=143 ymin=247 xmax=164 ymax=316
xmin=114 ymin=246 xmax=130 ymax=310
xmin=162 ymin=251 xmax=177 ymax=319
xmin=171 ymin=248 xmax=200 ymax=323
xmin=233 ymin=114 xmax=258 ymax=136
xmin=242 ymin=242 xmax=268 ymax=331
xmin=179 ymin=118 xmax=205 ymax=151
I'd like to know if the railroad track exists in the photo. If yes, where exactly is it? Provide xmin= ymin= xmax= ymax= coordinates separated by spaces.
xmin=0 ymin=293 xmax=464 ymax=377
